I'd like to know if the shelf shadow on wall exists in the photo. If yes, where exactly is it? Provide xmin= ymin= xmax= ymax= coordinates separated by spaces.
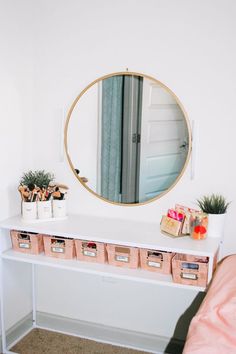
xmin=164 ymin=291 xmax=206 ymax=354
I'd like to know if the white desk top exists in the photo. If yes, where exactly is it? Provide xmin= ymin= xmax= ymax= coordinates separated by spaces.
xmin=0 ymin=214 xmax=220 ymax=256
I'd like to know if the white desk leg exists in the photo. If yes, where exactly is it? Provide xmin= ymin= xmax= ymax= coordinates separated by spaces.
xmin=207 ymin=255 xmax=213 ymax=285
xmin=218 ymin=240 xmax=223 ymax=261
xmin=0 ymin=259 xmax=17 ymax=354
xmin=32 ymin=264 xmax=36 ymax=328
xmin=0 ymin=257 xmax=7 ymax=353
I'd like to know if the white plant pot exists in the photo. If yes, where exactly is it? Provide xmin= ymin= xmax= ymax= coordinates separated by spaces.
xmin=207 ymin=213 xmax=226 ymax=238
xmin=22 ymin=201 xmax=37 ymax=221
xmin=53 ymin=199 xmax=67 ymax=218
xmin=38 ymin=200 xmax=52 ymax=219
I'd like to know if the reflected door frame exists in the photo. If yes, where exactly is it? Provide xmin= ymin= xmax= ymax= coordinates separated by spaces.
xmin=121 ymin=75 xmax=143 ymax=203
xmin=96 ymin=75 xmax=143 ymax=203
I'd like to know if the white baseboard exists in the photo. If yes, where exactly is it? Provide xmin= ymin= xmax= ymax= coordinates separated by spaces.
xmin=1 ymin=312 xmax=33 ymax=353
xmin=3 ymin=312 xmax=184 ymax=354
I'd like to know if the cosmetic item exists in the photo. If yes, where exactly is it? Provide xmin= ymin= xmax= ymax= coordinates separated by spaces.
xmin=82 ymin=242 xmax=97 ymax=256
xmin=52 ymin=187 xmax=62 ymax=200
xmin=44 ymin=189 xmax=52 ymax=201
xmin=18 ymin=186 xmax=26 ymax=201
xmin=57 ymin=184 xmax=69 ymax=190
xmin=57 ymin=184 xmax=69 ymax=199
xmin=52 ymin=184 xmax=69 ymax=200
xmin=175 ymin=204 xmax=201 ymax=235
xmin=175 ymin=204 xmax=200 ymax=215
xmin=160 ymin=215 xmax=183 ymax=237
xmin=167 ymin=209 xmax=185 ymax=222
xmin=19 ymin=185 xmax=30 ymax=202
xmin=28 ymin=183 xmax=35 ymax=192
xmin=31 ymin=191 xmax=38 ymax=202
xmin=190 ymin=212 xmax=208 ymax=240
xmin=38 ymin=187 xmax=46 ymax=201
xmin=30 ymin=187 xmax=40 ymax=202
xmin=84 ymin=242 xmax=97 ymax=249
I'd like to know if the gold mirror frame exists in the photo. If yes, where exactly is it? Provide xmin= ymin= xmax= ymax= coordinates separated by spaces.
xmin=64 ymin=71 xmax=192 ymax=206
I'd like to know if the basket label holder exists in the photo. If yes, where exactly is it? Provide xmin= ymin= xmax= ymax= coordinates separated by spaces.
xmin=147 ymin=260 xmax=161 ymax=268
xmin=115 ymin=255 xmax=129 ymax=263
xmin=51 ymin=247 xmax=65 ymax=254
xmin=19 ymin=243 xmax=31 ymax=249
xmin=181 ymin=272 xmax=198 ymax=280
xmin=83 ymin=250 xmax=96 ymax=257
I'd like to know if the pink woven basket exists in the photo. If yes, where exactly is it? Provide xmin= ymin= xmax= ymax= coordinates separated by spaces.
xmin=106 ymin=244 xmax=139 ymax=269
xmin=172 ymin=253 xmax=209 ymax=287
xmin=43 ymin=235 xmax=75 ymax=259
xmin=75 ymin=240 xmax=106 ymax=264
xmin=11 ymin=230 xmax=44 ymax=255
xmin=140 ymin=249 xmax=175 ymax=274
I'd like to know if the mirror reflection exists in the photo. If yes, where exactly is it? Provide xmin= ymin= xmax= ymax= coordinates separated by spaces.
xmin=65 ymin=73 xmax=191 ymax=204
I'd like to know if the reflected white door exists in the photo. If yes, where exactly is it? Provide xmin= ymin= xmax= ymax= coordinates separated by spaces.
xmin=139 ymin=79 xmax=188 ymax=202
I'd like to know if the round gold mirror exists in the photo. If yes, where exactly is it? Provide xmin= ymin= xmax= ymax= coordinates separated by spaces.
xmin=65 ymin=72 xmax=191 ymax=205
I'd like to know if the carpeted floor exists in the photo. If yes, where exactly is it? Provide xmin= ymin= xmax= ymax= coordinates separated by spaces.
xmin=11 ymin=328 xmax=149 ymax=354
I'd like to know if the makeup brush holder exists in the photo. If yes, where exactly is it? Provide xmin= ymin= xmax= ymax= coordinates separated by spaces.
xmin=37 ymin=200 xmax=52 ymax=219
xmin=52 ymin=199 xmax=67 ymax=218
xmin=22 ymin=201 xmax=37 ymax=221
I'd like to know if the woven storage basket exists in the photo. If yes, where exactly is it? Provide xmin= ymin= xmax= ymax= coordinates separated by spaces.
xmin=43 ymin=235 xmax=75 ymax=259
xmin=106 ymin=244 xmax=139 ymax=269
xmin=11 ymin=230 xmax=44 ymax=255
xmin=140 ymin=249 xmax=175 ymax=274
xmin=75 ymin=240 xmax=106 ymax=264
xmin=172 ymin=253 xmax=209 ymax=287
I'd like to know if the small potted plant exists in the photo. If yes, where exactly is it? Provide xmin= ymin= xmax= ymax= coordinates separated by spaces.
xmin=197 ymin=194 xmax=230 ymax=238
xmin=19 ymin=170 xmax=54 ymax=220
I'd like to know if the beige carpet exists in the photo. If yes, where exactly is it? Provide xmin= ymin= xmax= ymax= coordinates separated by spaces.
xmin=11 ymin=328 xmax=149 ymax=354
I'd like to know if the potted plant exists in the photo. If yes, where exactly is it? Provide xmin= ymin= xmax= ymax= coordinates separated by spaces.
xmin=19 ymin=170 xmax=54 ymax=220
xmin=197 ymin=194 xmax=230 ymax=238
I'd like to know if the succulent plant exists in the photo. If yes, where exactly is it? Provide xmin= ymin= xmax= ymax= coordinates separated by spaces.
xmin=197 ymin=194 xmax=230 ymax=214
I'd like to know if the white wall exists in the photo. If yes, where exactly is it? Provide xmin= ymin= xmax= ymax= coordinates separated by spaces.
xmin=0 ymin=0 xmax=34 ymax=219
xmin=0 ymin=0 xmax=35 ymax=332
xmin=2 ymin=0 xmax=236 ymax=342
xmin=68 ymin=82 xmax=98 ymax=190
xmin=31 ymin=0 xmax=236 ymax=253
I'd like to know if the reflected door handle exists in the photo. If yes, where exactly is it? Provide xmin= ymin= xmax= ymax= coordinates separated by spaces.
xmin=132 ymin=133 xmax=141 ymax=143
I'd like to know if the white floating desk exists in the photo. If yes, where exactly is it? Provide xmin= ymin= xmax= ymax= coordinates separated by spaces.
xmin=0 ymin=214 xmax=220 ymax=354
